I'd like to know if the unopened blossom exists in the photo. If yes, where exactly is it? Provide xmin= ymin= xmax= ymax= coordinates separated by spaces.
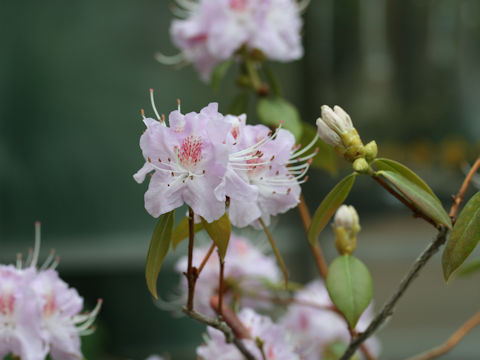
xmin=316 ymin=105 xmax=365 ymax=162
xmin=134 ymin=100 xmax=233 ymax=223
xmin=280 ymin=280 xmax=381 ymax=360
xmin=217 ymin=122 xmax=315 ymax=227
xmin=175 ymin=233 xmax=281 ymax=316
xmin=169 ymin=0 xmax=304 ymax=80
xmin=197 ymin=308 xmax=300 ymax=360
xmin=333 ymin=204 xmax=361 ymax=255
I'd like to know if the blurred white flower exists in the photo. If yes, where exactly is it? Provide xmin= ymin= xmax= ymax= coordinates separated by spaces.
xmin=280 ymin=280 xmax=381 ymax=360
xmin=197 ymin=308 xmax=300 ymax=360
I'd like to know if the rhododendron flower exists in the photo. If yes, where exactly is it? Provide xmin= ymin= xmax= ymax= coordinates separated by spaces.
xmin=0 ymin=223 xmax=101 ymax=360
xmin=0 ymin=266 xmax=48 ymax=360
xmin=280 ymin=280 xmax=381 ymax=360
xmin=218 ymin=121 xmax=316 ymax=227
xmin=197 ymin=308 xmax=300 ymax=360
xmin=174 ymin=234 xmax=281 ymax=316
xmin=168 ymin=0 xmax=304 ymax=80
xmin=134 ymin=100 xmax=233 ymax=222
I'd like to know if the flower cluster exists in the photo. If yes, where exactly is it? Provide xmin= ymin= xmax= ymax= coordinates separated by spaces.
xmin=280 ymin=280 xmax=381 ymax=360
xmin=174 ymin=233 xmax=281 ymax=316
xmin=197 ymin=308 xmax=300 ymax=360
xmin=0 ymin=224 xmax=101 ymax=360
xmin=168 ymin=0 xmax=304 ymax=80
xmin=134 ymin=97 xmax=314 ymax=226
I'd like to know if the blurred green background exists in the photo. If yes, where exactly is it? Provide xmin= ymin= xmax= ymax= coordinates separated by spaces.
xmin=2 ymin=0 xmax=480 ymax=359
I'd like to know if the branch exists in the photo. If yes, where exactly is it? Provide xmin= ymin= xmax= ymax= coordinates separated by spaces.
xmin=407 ymin=310 xmax=480 ymax=360
xmin=340 ymin=156 xmax=480 ymax=359
xmin=449 ymin=156 xmax=480 ymax=222
xmin=372 ymin=174 xmax=439 ymax=229
xmin=186 ymin=207 xmax=198 ymax=311
xmin=297 ymin=194 xmax=329 ymax=279
xmin=182 ymin=307 xmax=256 ymax=360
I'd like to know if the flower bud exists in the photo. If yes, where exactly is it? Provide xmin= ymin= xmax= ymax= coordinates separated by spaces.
xmin=333 ymin=205 xmax=361 ymax=255
xmin=316 ymin=105 xmax=366 ymax=161
xmin=353 ymin=158 xmax=369 ymax=174
xmin=364 ymin=140 xmax=378 ymax=162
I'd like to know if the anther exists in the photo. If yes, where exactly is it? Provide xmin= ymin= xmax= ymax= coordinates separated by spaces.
xmin=171 ymin=172 xmax=175 ymax=177
xmin=148 ymin=157 xmax=152 ymax=163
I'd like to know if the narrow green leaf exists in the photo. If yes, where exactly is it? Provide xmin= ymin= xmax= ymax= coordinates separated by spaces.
xmin=202 ymin=213 xmax=231 ymax=260
xmin=171 ymin=217 xmax=204 ymax=251
xmin=456 ymin=257 xmax=480 ymax=278
xmin=228 ymin=91 xmax=249 ymax=115
xmin=442 ymin=191 xmax=480 ymax=281
xmin=374 ymin=158 xmax=437 ymax=198
xmin=308 ymin=173 xmax=356 ymax=245
xmin=262 ymin=63 xmax=282 ymax=97
xmin=210 ymin=58 xmax=233 ymax=91
xmin=299 ymin=122 xmax=338 ymax=175
xmin=257 ymin=97 xmax=303 ymax=141
xmin=259 ymin=218 xmax=289 ymax=288
xmin=326 ymin=255 xmax=373 ymax=328
xmin=145 ymin=210 xmax=175 ymax=299
xmin=377 ymin=170 xmax=451 ymax=228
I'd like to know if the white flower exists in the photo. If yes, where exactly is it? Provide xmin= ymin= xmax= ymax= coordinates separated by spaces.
xmin=333 ymin=204 xmax=360 ymax=235
xmin=197 ymin=308 xmax=300 ymax=360
xmin=316 ymin=105 xmax=354 ymax=148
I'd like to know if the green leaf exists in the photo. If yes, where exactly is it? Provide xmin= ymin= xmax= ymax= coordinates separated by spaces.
xmin=257 ymin=97 xmax=303 ymax=141
xmin=261 ymin=63 xmax=282 ymax=97
xmin=374 ymin=158 xmax=437 ymax=198
xmin=202 ymin=213 xmax=231 ymax=260
xmin=228 ymin=91 xmax=249 ymax=115
xmin=145 ymin=210 xmax=175 ymax=299
xmin=308 ymin=173 xmax=356 ymax=245
xmin=326 ymin=255 xmax=373 ymax=328
xmin=171 ymin=217 xmax=204 ymax=251
xmin=377 ymin=170 xmax=451 ymax=228
xmin=456 ymin=257 xmax=480 ymax=278
xmin=299 ymin=122 xmax=338 ymax=175
xmin=442 ymin=191 xmax=480 ymax=281
xmin=210 ymin=58 xmax=233 ymax=91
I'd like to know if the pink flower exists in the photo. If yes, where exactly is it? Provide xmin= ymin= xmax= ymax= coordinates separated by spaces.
xmin=218 ymin=123 xmax=315 ymax=227
xmin=0 ymin=266 xmax=48 ymax=360
xmin=32 ymin=270 xmax=102 ymax=360
xmin=280 ymin=280 xmax=381 ymax=360
xmin=169 ymin=0 xmax=304 ymax=80
xmin=197 ymin=308 xmax=300 ymax=360
xmin=174 ymin=234 xmax=281 ymax=316
xmin=134 ymin=101 xmax=233 ymax=222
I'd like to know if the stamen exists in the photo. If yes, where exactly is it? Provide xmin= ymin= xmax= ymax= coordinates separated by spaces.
xmin=39 ymin=249 xmax=56 ymax=271
xmin=76 ymin=299 xmax=103 ymax=332
xmin=291 ymin=134 xmax=319 ymax=158
xmin=175 ymin=0 xmax=198 ymax=11
xmin=50 ymin=256 xmax=60 ymax=270
xmin=25 ymin=248 xmax=33 ymax=268
xmin=177 ymin=98 xmax=181 ymax=112
xmin=140 ymin=109 xmax=146 ymax=119
xmin=154 ymin=51 xmax=187 ymax=65
xmin=30 ymin=221 xmax=41 ymax=268
xmin=149 ymin=89 xmax=161 ymax=121
xmin=16 ymin=253 xmax=22 ymax=269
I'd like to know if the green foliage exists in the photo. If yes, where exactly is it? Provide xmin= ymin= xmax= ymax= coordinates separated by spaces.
xmin=257 ymin=97 xmax=303 ymax=141
xmin=171 ymin=216 xmax=204 ymax=251
xmin=210 ymin=58 xmax=234 ymax=91
xmin=308 ymin=173 xmax=356 ymax=245
xmin=456 ymin=257 xmax=480 ymax=278
xmin=299 ymin=122 xmax=338 ymax=175
xmin=326 ymin=255 xmax=373 ymax=329
xmin=145 ymin=210 xmax=175 ymax=299
xmin=261 ymin=63 xmax=282 ymax=97
xmin=442 ymin=191 xmax=480 ymax=281
xmin=228 ymin=91 xmax=250 ymax=115
xmin=374 ymin=158 xmax=437 ymax=197
xmin=377 ymin=170 xmax=451 ymax=229
xmin=202 ymin=213 xmax=231 ymax=260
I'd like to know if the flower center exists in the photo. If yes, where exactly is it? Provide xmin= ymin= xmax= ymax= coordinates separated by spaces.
xmin=176 ymin=135 xmax=203 ymax=170
xmin=229 ymin=0 xmax=247 ymax=11
xmin=0 ymin=292 xmax=15 ymax=316
xmin=43 ymin=292 xmax=56 ymax=317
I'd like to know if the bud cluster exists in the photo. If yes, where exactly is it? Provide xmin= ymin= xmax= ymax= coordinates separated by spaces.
xmin=316 ymin=105 xmax=378 ymax=171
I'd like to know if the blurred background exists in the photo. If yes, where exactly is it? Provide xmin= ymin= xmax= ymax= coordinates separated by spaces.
xmin=2 ymin=0 xmax=480 ymax=358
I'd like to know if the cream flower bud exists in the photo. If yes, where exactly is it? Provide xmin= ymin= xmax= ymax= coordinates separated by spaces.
xmin=321 ymin=105 xmax=354 ymax=135
xmin=333 ymin=205 xmax=361 ymax=255
xmin=316 ymin=116 xmax=342 ymax=147
xmin=353 ymin=158 xmax=369 ymax=174
xmin=364 ymin=140 xmax=378 ymax=162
